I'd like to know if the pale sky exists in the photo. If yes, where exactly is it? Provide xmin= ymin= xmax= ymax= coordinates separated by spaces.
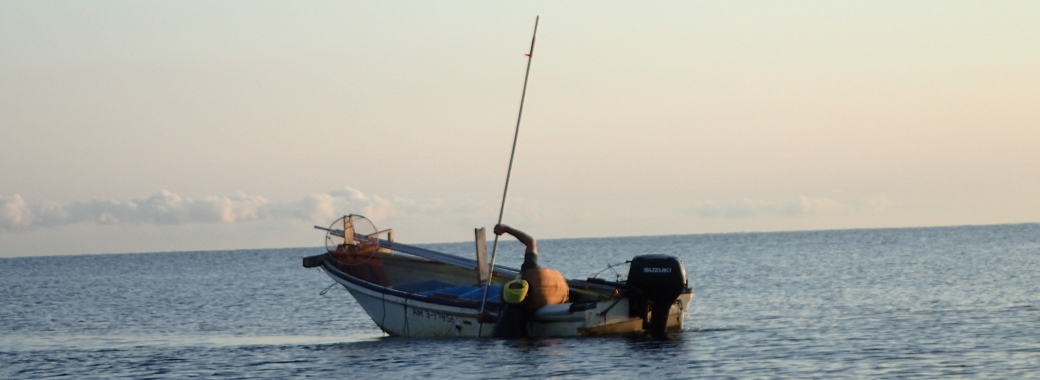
xmin=2 ymin=1 xmax=1038 ymax=257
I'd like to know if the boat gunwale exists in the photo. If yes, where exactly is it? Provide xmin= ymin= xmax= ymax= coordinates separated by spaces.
xmin=321 ymin=255 xmax=504 ymax=311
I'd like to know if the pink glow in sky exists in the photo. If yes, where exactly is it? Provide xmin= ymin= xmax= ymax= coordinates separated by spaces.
xmin=2 ymin=2 xmax=1038 ymax=256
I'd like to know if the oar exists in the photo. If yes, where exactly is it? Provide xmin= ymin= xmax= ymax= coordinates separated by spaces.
xmin=476 ymin=16 xmax=539 ymax=337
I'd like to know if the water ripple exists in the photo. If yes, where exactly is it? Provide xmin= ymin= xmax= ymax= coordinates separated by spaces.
xmin=2 ymin=224 xmax=1039 ymax=378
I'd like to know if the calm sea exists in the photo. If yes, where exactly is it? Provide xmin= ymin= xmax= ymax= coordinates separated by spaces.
xmin=2 ymin=224 xmax=1039 ymax=379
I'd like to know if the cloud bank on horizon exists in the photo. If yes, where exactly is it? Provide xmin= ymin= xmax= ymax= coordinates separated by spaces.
xmin=0 ymin=187 xmax=435 ymax=233
xmin=2 ymin=187 xmax=894 ymax=234
xmin=685 ymin=197 xmax=892 ymax=219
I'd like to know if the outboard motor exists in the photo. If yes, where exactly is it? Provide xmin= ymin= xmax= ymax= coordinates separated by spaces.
xmin=626 ymin=254 xmax=688 ymax=338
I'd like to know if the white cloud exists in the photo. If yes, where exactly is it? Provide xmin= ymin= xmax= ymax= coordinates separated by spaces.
xmin=0 ymin=194 xmax=32 ymax=230
xmin=0 ymin=187 xmax=442 ymax=233
xmin=684 ymin=196 xmax=890 ymax=219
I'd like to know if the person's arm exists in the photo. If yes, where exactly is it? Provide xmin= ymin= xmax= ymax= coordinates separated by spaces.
xmin=493 ymin=224 xmax=536 ymax=255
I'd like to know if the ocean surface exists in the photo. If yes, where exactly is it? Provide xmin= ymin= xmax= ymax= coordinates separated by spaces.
xmin=2 ymin=223 xmax=1039 ymax=379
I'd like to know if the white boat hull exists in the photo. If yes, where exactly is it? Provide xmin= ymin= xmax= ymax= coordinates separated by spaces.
xmin=323 ymin=260 xmax=692 ymax=338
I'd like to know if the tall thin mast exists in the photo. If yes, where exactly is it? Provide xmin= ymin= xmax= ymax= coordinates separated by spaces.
xmin=477 ymin=16 xmax=539 ymax=336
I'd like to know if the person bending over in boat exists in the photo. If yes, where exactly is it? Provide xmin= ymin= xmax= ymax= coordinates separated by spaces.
xmin=493 ymin=224 xmax=569 ymax=311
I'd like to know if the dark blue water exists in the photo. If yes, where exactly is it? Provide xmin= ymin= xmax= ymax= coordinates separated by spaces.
xmin=2 ymin=224 xmax=1039 ymax=378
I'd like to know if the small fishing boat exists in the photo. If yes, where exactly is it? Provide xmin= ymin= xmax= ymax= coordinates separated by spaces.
xmin=303 ymin=18 xmax=691 ymax=338
xmin=303 ymin=215 xmax=693 ymax=338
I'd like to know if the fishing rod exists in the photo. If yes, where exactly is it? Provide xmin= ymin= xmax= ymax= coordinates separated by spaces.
xmin=477 ymin=16 xmax=539 ymax=337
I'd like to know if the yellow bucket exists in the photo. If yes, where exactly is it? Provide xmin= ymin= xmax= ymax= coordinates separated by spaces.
xmin=501 ymin=279 xmax=529 ymax=305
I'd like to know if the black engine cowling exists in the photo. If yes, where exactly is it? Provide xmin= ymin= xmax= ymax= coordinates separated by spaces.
xmin=627 ymin=254 xmax=688 ymax=338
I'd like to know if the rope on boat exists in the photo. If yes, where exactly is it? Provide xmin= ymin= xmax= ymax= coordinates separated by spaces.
xmin=319 ymin=282 xmax=337 ymax=296
xmin=380 ymin=290 xmax=388 ymax=336
xmin=403 ymin=298 xmax=410 ymax=338
xmin=597 ymin=297 xmax=624 ymax=317
xmin=590 ymin=260 xmax=631 ymax=282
